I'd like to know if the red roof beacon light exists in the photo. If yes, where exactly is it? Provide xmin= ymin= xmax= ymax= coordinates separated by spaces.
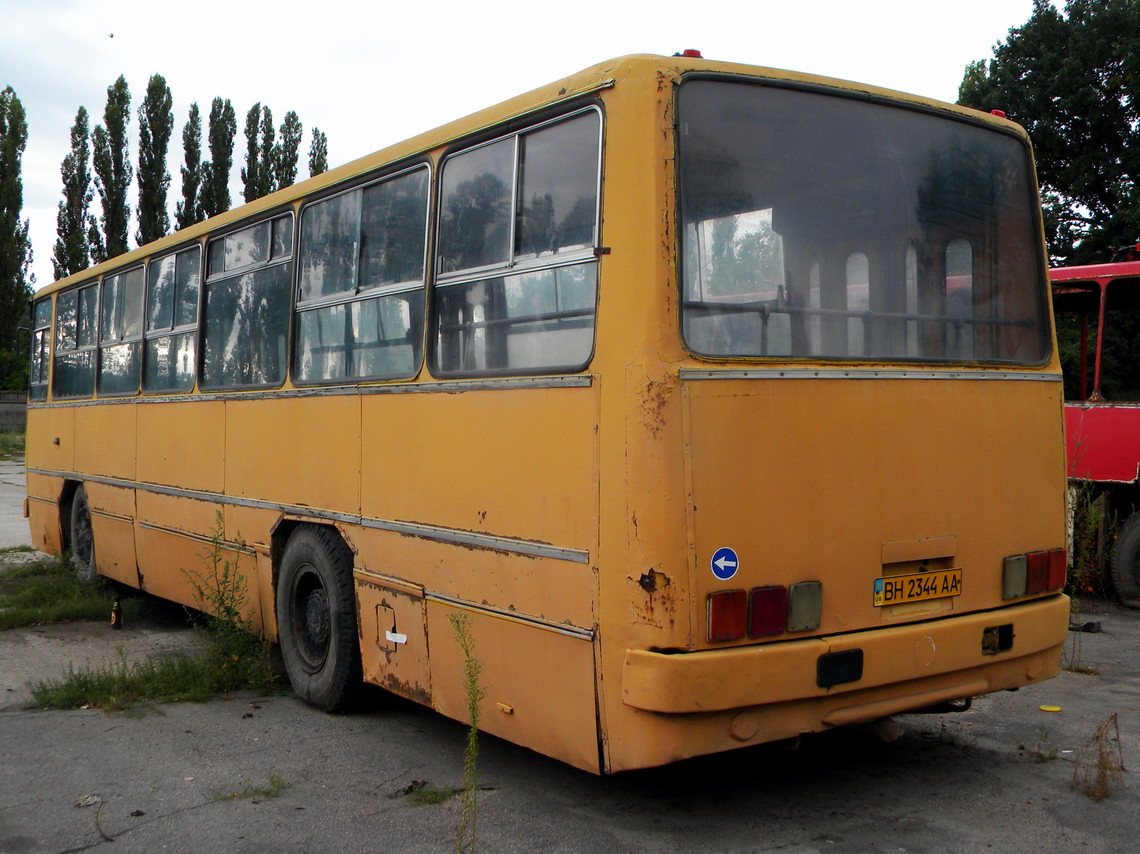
xmin=680 ymin=49 xmax=703 ymax=58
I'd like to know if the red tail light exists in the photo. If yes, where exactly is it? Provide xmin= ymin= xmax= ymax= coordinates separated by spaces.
xmin=749 ymin=586 xmax=787 ymax=637
xmin=1004 ymin=547 xmax=1066 ymax=598
xmin=708 ymin=589 xmax=747 ymax=642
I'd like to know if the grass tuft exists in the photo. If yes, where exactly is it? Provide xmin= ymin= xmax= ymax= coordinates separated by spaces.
xmin=209 ymin=774 xmax=291 ymax=802
xmin=0 ymin=555 xmax=130 ymax=631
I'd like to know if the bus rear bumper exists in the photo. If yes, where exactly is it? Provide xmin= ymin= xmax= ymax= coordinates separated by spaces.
xmin=622 ymin=595 xmax=1069 ymax=717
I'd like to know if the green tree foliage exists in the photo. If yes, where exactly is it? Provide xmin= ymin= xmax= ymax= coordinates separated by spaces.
xmin=275 ymin=111 xmax=303 ymax=190
xmin=958 ymin=0 xmax=1140 ymax=263
xmin=241 ymin=104 xmax=279 ymax=202
xmin=308 ymin=127 xmax=328 ymax=177
xmin=90 ymin=75 xmax=133 ymax=263
xmin=0 ymin=86 xmax=33 ymax=389
xmin=52 ymin=106 xmax=93 ymax=280
xmin=241 ymin=102 xmax=264 ymax=203
xmin=199 ymin=97 xmax=236 ymax=220
xmin=136 ymin=73 xmax=173 ymax=245
xmin=175 ymin=102 xmax=203 ymax=230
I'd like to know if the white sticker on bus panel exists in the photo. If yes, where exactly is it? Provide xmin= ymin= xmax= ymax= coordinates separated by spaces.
xmin=385 ymin=631 xmax=408 ymax=645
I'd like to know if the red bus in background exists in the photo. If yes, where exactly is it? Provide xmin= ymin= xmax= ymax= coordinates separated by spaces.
xmin=1051 ymin=247 xmax=1140 ymax=602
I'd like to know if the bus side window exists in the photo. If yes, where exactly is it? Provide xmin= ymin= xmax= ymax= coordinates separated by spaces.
xmin=201 ymin=215 xmax=293 ymax=389
xmin=144 ymin=246 xmax=200 ymax=393
xmin=294 ymin=166 xmax=428 ymax=383
xmin=53 ymin=282 xmax=98 ymax=399
xmin=433 ymin=109 xmax=601 ymax=376
xmin=29 ymin=298 xmax=51 ymax=401
xmin=98 ymin=266 xmax=145 ymax=396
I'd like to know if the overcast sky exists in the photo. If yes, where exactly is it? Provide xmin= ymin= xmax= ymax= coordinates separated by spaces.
xmin=2 ymin=0 xmax=1043 ymax=290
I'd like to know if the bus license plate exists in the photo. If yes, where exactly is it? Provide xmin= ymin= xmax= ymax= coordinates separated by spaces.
xmin=873 ymin=569 xmax=962 ymax=607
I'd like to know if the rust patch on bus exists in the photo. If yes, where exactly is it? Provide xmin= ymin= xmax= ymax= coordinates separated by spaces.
xmin=379 ymin=672 xmax=432 ymax=706
xmin=641 ymin=381 xmax=671 ymax=439
xmin=631 ymin=569 xmax=675 ymax=628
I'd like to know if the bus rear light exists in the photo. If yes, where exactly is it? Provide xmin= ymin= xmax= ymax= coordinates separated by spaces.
xmin=748 ymin=586 xmax=787 ymax=637
xmin=1003 ymin=548 xmax=1066 ymax=599
xmin=1025 ymin=551 xmax=1049 ymax=594
xmin=1047 ymin=548 xmax=1066 ymax=590
xmin=707 ymin=589 xmax=747 ymax=642
xmin=1002 ymin=554 xmax=1027 ymax=599
xmin=787 ymin=581 xmax=823 ymax=632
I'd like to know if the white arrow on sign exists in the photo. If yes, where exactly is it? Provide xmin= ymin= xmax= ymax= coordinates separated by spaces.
xmin=714 ymin=555 xmax=737 ymax=573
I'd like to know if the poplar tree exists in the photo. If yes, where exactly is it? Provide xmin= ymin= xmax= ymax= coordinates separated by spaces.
xmin=52 ymin=106 xmax=93 ymax=279
xmin=257 ymin=106 xmax=275 ymax=196
xmin=136 ymin=73 xmax=173 ymax=245
xmin=275 ymin=111 xmax=303 ymax=190
xmin=175 ymin=102 xmax=202 ymax=230
xmin=90 ymin=75 xmax=133 ymax=262
xmin=198 ymin=97 xmax=236 ymax=220
xmin=242 ymin=104 xmax=278 ymax=202
xmin=308 ymin=127 xmax=328 ymax=178
xmin=241 ymin=102 xmax=264 ymax=203
xmin=0 ymin=86 xmax=33 ymax=388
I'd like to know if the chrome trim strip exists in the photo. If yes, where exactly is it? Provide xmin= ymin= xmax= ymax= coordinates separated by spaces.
xmin=137 ymin=520 xmax=257 ymax=556
xmin=91 ymin=508 xmax=134 ymax=525
xmin=679 ymin=368 xmax=1062 ymax=383
xmin=30 ymin=468 xmax=589 ymax=564
xmin=426 ymin=592 xmax=594 ymax=640
xmin=26 ymin=375 xmax=594 ymax=409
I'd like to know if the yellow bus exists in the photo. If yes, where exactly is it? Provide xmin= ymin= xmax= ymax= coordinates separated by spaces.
xmin=26 ymin=53 xmax=1070 ymax=774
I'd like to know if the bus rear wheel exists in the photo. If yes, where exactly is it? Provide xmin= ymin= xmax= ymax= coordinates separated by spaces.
xmin=276 ymin=526 xmax=361 ymax=712
xmin=1109 ymin=512 xmax=1140 ymax=601
xmin=69 ymin=485 xmax=96 ymax=581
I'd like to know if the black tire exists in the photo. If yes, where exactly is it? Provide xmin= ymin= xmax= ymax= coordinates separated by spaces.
xmin=69 ymin=485 xmax=96 ymax=581
xmin=276 ymin=526 xmax=361 ymax=712
xmin=1110 ymin=512 xmax=1140 ymax=600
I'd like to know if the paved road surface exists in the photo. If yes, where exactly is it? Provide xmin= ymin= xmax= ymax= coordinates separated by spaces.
xmin=1 ymin=463 xmax=1139 ymax=852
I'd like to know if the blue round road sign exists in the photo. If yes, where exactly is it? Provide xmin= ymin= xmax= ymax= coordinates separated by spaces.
xmin=711 ymin=547 xmax=739 ymax=581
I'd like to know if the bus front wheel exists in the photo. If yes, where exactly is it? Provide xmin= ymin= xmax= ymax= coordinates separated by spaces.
xmin=69 ymin=485 xmax=96 ymax=581
xmin=276 ymin=526 xmax=361 ymax=712
xmin=1109 ymin=512 xmax=1140 ymax=601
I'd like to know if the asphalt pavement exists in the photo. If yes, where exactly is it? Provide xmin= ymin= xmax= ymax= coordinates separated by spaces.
xmin=1 ymin=462 xmax=1139 ymax=853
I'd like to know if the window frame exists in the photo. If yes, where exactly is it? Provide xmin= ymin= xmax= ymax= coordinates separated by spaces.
xmin=200 ymin=210 xmax=296 ymax=391
xmin=292 ymin=161 xmax=432 ymax=386
xmin=674 ymin=74 xmax=1051 ymax=367
xmin=97 ymin=264 xmax=146 ymax=397
xmin=52 ymin=280 xmax=99 ymax=399
xmin=28 ymin=298 xmax=52 ymax=401
xmin=430 ymin=105 xmax=604 ymax=378
xmin=143 ymin=243 xmax=203 ymax=394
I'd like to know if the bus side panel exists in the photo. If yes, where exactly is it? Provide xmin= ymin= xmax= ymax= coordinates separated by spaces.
xmin=133 ymin=491 xmax=225 ymax=608
xmin=221 ymin=502 xmax=278 ymax=635
xmin=86 ymin=481 xmax=137 ymax=586
xmin=360 ymin=386 xmax=598 ymax=555
xmin=225 ymin=396 xmax=362 ymax=515
xmin=25 ymin=471 xmax=64 ymax=555
xmin=348 ymin=527 xmax=594 ymax=645
xmin=74 ymin=403 xmax=136 ymax=480
xmin=26 ymin=406 xmax=75 ymax=475
xmin=426 ymin=600 xmax=600 ymax=774
xmin=137 ymin=400 xmax=225 ymax=493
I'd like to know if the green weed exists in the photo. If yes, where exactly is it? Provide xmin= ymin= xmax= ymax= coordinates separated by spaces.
xmin=0 ymin=555 xmax=131 ymax=630
xmin=209 ymin=774 xmax=291 ymax=802
xmin=181 ymin=512 xmax=276 ymax=694
xmin=0 ymin=432 xmax=25 ymax=461
xmin=449 ymin=611 xmax=485 ymax=854
xmin=26 ymin=514 xmax=278 ymax=710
